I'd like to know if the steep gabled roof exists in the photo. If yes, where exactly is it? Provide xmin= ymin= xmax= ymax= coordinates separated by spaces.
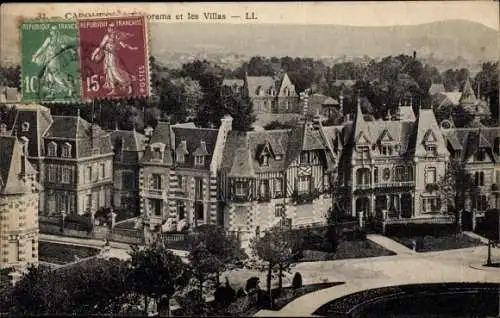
xmin=414 ymin=108 xmax=449 ymax=157
xmin=0 ymin=136 xmax=36 ymax=195
xmin=172 ymin=127 xmax=219 ymax=169
xmin=246 ymin=76 xmax=276 ymax=98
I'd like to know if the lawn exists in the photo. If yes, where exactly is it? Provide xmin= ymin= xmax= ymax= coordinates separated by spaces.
xmin=38 ymin=241 xmax=100 ymax=265
xmin=172 ymin=282 xmax=343 ymax=317
xmin=390 ymin=233 xmax=484 ymax=252
xmin=300 ymin=240 xmax=396 ymax=262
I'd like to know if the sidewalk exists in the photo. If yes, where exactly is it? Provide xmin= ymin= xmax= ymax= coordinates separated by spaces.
xmin=463 ymin=231 xmax=490 ymax=244
xmin=367 ymin=234 xmax=416 ymax=255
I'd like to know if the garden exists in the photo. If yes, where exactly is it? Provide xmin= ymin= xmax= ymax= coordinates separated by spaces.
xmin=385 ymin=223 xmax=484 ymax=252
xmin=290 ymin=225 xmax=395 ymax=262
xmin=38 ymin=241 xmax=100 ymax=265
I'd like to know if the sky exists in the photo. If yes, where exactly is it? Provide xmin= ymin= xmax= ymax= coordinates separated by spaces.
xmin=1 ymin=1 xmax=498 ymax=64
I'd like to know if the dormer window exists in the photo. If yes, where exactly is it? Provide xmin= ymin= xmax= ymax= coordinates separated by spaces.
xmin=381 ymin=145 xmax=393 ymax=156
xmin=152 ymin=147 xmax=163 ymax=160
xmin=256 ymin=86 xmax=263 ymax=96
xmin=193 ymin=140 xmax=209 ymax=167
xmin=21 ymin=122 xmax=30 ymax=132
xmin=176 ymin=140 xmax=189 ymax=164
xmin=425 ymin=143 xmax=437 ymax=155
xmin=62 ymin=142 xmax=72 ymax=158
xmin=476 ymin=148 xmax=486 ymax=161
xmin=262 ymin=154 xmax=269 ymax=166
xmin=47 ymin=142 xmax=57 ymax=157
xmin=275 ymin=154 xmax=282 ymax=161
xmin=195 ymin=155 xmax=205 ymax=166
xmin=151 ymin=142 xmax=165 ymax=161
xmin=235 ymin=181 xmax=247 ymax=197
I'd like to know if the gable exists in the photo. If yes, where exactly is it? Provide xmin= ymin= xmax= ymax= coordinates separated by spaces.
xmin=423 ymin=129 xmax=437 ymax=143
xmin=379 ymin=129 xmax=393 ymax=143
xmin=355 ymin=131 xmax=371 ymax=145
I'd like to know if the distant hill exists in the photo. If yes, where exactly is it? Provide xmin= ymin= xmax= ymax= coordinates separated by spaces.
xmin=151 ymin=19 xmax=498 ymax=62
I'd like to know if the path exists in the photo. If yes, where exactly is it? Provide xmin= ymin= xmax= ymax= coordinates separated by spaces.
xmin=254 ymin=245 xmax=500 ymax=317
xmin=367 ymin=234 xmax=416 ymax=255
xmin=463 ymin=231 xmax=490 ymax=244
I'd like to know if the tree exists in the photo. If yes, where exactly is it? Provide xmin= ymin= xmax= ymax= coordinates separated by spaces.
xmin=129 ymin=239 xmax=187 ymax=316
xmin=483 ymin=209 xmax=499 ymax=266
xmin=475 ymin=62 xmax=499 ymax=123
xmin=187 ymin=242 xmax=222 ymax=302
xmin=436 ymin=160 xmax=479 ymax=231
xmin=188 ymin=224 xmax=247 ymax=285
xmin=248 ymin=226 xmax=303 ymax=307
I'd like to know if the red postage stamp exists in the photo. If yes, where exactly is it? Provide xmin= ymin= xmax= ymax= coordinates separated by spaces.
xmin=78 ymin=16 xmax=150 ymax=100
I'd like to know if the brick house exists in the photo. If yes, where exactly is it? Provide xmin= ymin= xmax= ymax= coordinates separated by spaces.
xmin=0 ymin=133 xmax=39 ymax=275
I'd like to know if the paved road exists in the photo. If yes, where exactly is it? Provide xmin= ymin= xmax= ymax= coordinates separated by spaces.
xmin=254 ymin=245 xmax=500 ymax=317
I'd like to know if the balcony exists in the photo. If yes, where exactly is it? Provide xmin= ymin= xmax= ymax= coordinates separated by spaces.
xmin=292 ymin=189 xmax=320 ymax=205
xmin=374 ymin=181 xmax=415 ymax=189
xmin=256 ymin=193 xmax=271 ymax=203
xmin=425 ymin=183 xmax=439 ymax=192
xmin=145 ymin=188 xmax=164 ymax=196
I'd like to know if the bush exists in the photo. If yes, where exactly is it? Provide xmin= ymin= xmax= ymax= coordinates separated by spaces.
xmin=214 ymin=283 xmax=236 ymax=307
xmin=322 ymin=226 xmax=339 ymax=251
xmin=245 ymin=277 xmax=260 ymax=294
xmin=292 ymin=273 xmax=303 ymax=289
xmin=385 ymin=223 xmax=457 ymax=237
xmin=236 ymin=287 xmax=246 ymax=298
xmin=342 ymin=229 xmax=367 ymax=241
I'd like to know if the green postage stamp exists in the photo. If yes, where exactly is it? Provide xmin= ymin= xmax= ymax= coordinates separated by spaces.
xmin=20 ymin=20 xmax=80 ymax=103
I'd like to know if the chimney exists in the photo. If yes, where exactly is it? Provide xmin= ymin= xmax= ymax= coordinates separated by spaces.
xmin=339 ymin=94 xmax=344 ymax=115
xmin=413 ymin=50 xmax=416 ymax=59
xmin=385 ymin=108 xmax=391 ymax=121
xmin=312 ymin=110 xmax=322 ymax=129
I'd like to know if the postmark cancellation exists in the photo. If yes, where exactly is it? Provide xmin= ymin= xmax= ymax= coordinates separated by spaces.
xmin=78 ymin=16 xmax=151 ymax=100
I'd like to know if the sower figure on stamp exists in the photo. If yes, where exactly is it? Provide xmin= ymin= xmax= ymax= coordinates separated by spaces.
xmin=91 ymin=23 xmax=138 ymax=96
xmin=32 ymin=25 xmax=76 ymax=98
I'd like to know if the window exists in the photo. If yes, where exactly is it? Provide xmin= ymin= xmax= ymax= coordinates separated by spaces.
xmin=152 ymin=174 xmax=162 ymax=190
xmin=474 ymin=171 xmax=485 ymax=186
xmin=262 ymin=155 xmax=269 ymax=166
xmin=177 ymin=175 xmax=185 ymax=192
xmin=48 ymin=165 xmax=57 ymax=183
xmin=85 ymin=194 xmax=92 ymax=212
xmin=195 ymin=202 xmax=204 ymax=220
xmin=100 ymin=163 xmax=106 ymax=179
xmin=275 ymin=204 xmax=285 ymax=218
xmin=235 ymin=181 xmax=247 ymax=197
xmin=194 ymin=155 xmax=205 ymax=166
xmin=356 ymin=168 xmax=371 ymax=184
xmin=92 ymin=164 xmax=98 ymax=182
xmin=274 ymin=178 xmax=283 ymax=196
xmin=297 ymin=175 xmax=311 ymax=194
xmin=86 ymin=166 xmax=92 ymax=183
xmin=20 ymin=137 xmax=29 ymax=156
xmin=176 ymin=200 xmax=185 ymax=220
xmin=300 ymin=152 xmax=309 ymax=164
xmin=425 ymin=144 xmax=437 ymax=156
xmin=152 ymin=147 xmax=163 ymax=160
xmin=494 ymin=137 xmax=500 ymax=155
xmin=383 ymin=168 xmax=391 ymax=181
xmin=195 ymin=177 xmax=203 ymax=200
xmin=423 ymin=197 xmax=441 ymax=213
xmin=473 ymin=195 xmax=489 ymax=211
xmin=476 ymin=149 xmax=485 ymax=161
xmin=61 ymin=167 xmax=72 ymax=184
xmin=151 ymin=199 xmax=162 ymax=216
xmin=259 ymin=180 xmax=269 ymax=198
xmin=425 ymin=168 xmax=436 ymax=184
xmin=21 ymin=121 xmax=30 ymax=132
xmin=62 ymin=143 xmax=71 ymax=158
xmin=373 ymin=167 xmax=379 ymax=184
xmin=381 ymin=145 xmax=392 ymax=156
xmin=405 ymin=166 xmax=414 ymax=181
xmin=395 ymin=166 xmax=404 ymax=181
xmin=47 ymin=142 xmax=57 ymax=157
xmin=275 ymin=154 xmax=282 ymax=161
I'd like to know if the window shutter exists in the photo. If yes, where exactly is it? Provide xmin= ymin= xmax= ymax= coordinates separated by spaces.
xmin=310 ymin=176 xmax=315 ymax=193
xmin=161 ymin=175 xmax=165 ymax=191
